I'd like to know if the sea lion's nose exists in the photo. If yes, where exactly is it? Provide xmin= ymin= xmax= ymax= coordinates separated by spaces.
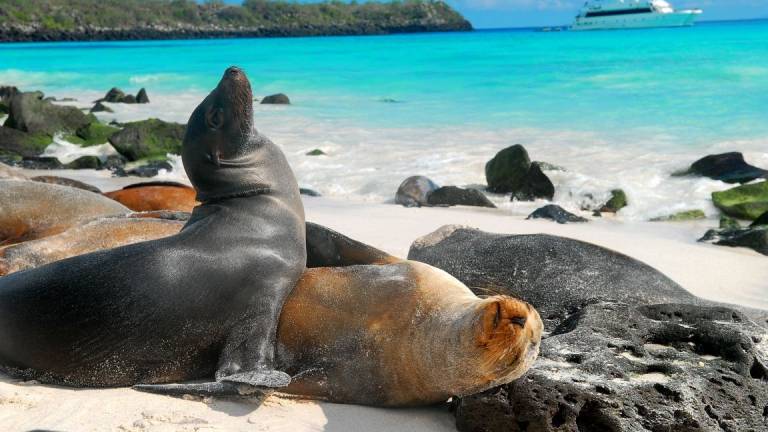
xmin=225 ymin=66 xmax=243 ymax=77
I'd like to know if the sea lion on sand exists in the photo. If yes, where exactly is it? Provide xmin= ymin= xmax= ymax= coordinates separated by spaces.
xmin=0 ymin=179 xmax=128 ymax=245
xmin=0 ymin=66 xmax=307 ymax=394
xmin=104 ymin=181 xmax=198 ymax=212
xmin=0 ymin=221 xmax=542 ymax=406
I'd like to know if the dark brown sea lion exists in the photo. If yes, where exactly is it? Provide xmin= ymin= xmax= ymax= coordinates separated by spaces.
xmin=0 ymin=220 xmax=542 ymax=406
xmin=0 ymin=67 xmax=307 ymax=394
xmin=104 ymin=181 xmax=198 ymax=212
xmin=0 ymin=179 xmax=128 ymax=245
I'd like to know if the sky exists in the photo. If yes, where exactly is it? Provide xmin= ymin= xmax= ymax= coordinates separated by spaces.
xmin=219 ymin=0 xmax=768 ymax=29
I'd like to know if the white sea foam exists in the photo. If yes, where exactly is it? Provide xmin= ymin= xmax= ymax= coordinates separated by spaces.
xmin=25 ymin=91 xmax=768 ymax=222
xmin=42 ymin=136 xmax=119 ymax=164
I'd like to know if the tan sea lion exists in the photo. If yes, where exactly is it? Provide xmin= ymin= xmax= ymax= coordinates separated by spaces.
xmin=0 ymin=219 xmax=542 ymax=406
xmin=104 ymin=181 xmax=198 ymax=212
xmin=0 ymin=179 xmax=129 ymax=245
xmin=31 ymin=175 xmax=102 ymax=194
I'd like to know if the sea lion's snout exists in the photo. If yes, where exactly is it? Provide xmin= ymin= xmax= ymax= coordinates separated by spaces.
xmin=476 ymin=296 xmax=543 ymax=378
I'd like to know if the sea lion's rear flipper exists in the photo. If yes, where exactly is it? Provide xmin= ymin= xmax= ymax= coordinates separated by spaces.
xmin=133 ymin=381 xmax=267 ymax=397
xmin=306 ymin=222 xmax=401 ymax=267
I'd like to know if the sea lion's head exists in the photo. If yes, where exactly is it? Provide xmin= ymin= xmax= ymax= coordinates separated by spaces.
xmin=182 ymin=67 xmax=272 ymax=202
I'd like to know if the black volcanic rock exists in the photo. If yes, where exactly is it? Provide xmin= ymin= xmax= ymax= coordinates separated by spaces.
xmin=512 ymin=162 xmax=555 ymax=201
xmin=136 ymin=88 xmax=150 ymax=104
xmin=261 ymin=93 xmax=290 ymax=105
xmin=395 ymin=175 xmax=440 ymax=208
xmin=427 ymin=186 xmax=496 ymax=208
xmin=681 ymin=152 xmax=768 ymax=184
xmin=4 ymin=92 xmax=91 ymax=136
xmin=527 ymin=204 xmax=587 ymax=224
xmin=90 ymin=101 xmax=114 ymax=113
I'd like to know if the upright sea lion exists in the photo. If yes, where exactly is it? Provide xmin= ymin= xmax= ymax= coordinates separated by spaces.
xmin=0 ymin=220 xmax=542 ymax=406
xmin=104 ymin=181 xmax=198 ymax=212
xmin=0 ymin=179 xmax=128 ymax=245
xmin=0 ymin=67 xmax=307 ymax=394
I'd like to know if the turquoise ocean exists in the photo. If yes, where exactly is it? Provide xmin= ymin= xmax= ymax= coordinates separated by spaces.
xmin=1 ymin=20 xmax=767 ymax=220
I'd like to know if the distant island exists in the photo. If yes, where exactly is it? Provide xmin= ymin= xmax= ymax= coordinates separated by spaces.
xmin=0 ymin=0 xmax=472 ymax=42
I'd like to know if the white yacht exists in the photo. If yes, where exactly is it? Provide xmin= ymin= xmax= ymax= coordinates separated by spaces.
xmin=571 ymin=0 xmax=702 ymax=31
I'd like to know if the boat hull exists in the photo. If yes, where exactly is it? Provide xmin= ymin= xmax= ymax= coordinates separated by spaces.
xmin=572 ymin=11 xmax=700 ymax=31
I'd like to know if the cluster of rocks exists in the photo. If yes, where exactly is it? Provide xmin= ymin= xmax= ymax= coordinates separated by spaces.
xmin=395 ymin=144 xmax=630 ymax=223
xmin=93 ymin=87 xmax=150 ymax=110
xmin=408 ymin=226 xmax=768 ymax=432
xmin=671 ymin=152 xmax=768 ymax=257
xmin=0 ymin=85 xmax=184 ymax=177
xmin=395 ymin=175 xmax=495 ymax=209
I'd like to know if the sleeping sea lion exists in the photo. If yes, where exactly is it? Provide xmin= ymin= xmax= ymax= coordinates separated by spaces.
xmin=0 ymin=66 xmax=307 ymax=394
xmin=0 ymin=179 xmax=128 ymax=245
xmin=0 ymin=220 xmax=542 ymax=406
xmin=104 ymin=181 xmax=198 ymax=212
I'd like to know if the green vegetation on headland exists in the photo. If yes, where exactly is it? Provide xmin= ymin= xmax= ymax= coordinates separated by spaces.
xmin=0 ymin=0 xmax=472 ymax=42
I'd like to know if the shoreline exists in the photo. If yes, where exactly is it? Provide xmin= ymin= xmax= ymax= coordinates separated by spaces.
xmin=0 ymin=25 xmax=473 ymax=44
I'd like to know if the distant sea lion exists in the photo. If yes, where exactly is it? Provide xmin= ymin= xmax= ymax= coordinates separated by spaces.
xmin=0 ymin=67 xmax=307 ymax=394
xmin=104 ymin=181 xmax=198 ymax=212
xmin=0 ymin=221 xmax=542 ymax=406
xmin=0 ymin=179 xmax=128 ymax=245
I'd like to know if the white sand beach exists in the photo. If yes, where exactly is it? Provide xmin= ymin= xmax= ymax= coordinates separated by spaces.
xmin=1 ymin=173 xmax=766 ymax=431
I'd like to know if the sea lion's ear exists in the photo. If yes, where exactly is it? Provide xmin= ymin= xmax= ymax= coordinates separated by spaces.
xmin=205 ymin=106 xmax=225 ymax=130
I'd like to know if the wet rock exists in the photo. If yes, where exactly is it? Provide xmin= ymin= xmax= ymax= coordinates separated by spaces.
xmin=98 ymin=87 xmax=127 ymax=103
xmin=31 ymin=176 xmax=102 ymax=193
xmin=70 ymin=122 xmax=120 ymax=147
xmin=0 ymin=126 xmax=53 ymax=157
xmin=651 ymin=209 xmax=706 ymax=222
xmin=600 ymin=189 xmax=628 ymax=213
xmin=750 ymin=211 xmax=768 ymax=228
xmin=679 ymin=152 xmax=768 ymax=184
xmin=700 ymin=226 xmax=768 ymax=256
xmin=485 ymin=144 xmax=531 ymax=194
xmin=0 ymin=86 xmax=19 ymax=113
xmin=527 ymin=204 xmax=587 ymax=224
xmin=122 ymin=94 xmax=137 ymax=104
xmin=17 ymin=156 xmax=64 ymax=170
xmin=454 ymin=302 xmax=768 ymax=432
xmin=720 ymin=215 xmax=741 ymax=230
xmin=299 ymin=188 xmax=321 ymax=197
xmin=712 ymin=181 xmax=768 ymax=220
xmin=395 ymin=175 xmax=440 ymax=208
xmin=306 ymin=148 xmax=326 ymax=156
xmin=261 ymin=93 xmax=290 ymax=104
xmin=485 ymin=145 xmax=555 ymax=200
xmin=100 ymin=154 xmax=127 ymax=171
xmin=4 ymin=92 xmax=91 ymax=136
xmin=512 ymin=162 xmax=555 ymax=201
xmin=66 ymin=155 xmax=102 ymax=170
xmin=90 ymin=101 xmax=114 ymax=113
xmin=108 ymin=118 xmax=185 ymax=161
xmin=427 ymin=186 xmax=496 ymax=208
xmin=136 ymin=88 xmax=150 ymax=104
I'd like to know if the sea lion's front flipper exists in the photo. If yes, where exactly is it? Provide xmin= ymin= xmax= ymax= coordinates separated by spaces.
xmin=133 ymin=381 xmax=266 ymax=397
xmin=306 ymin=222 xmax=401 ymax=267
xmin=219 ymin=369 xmax=291 ymax=388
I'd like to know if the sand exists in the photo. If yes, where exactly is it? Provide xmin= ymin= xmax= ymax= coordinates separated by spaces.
xmin=1 ymin=180 xmax=766 ymax=431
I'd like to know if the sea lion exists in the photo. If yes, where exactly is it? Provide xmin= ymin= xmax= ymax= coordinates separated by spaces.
xmin=0 ymin=220 xmax=542 ymax=406
xmin=0 ymin=216 xmax=185 ymax=276
xmin=104 ymin=181 xmax=198 ymax=212
xmin=0 ymin=66 xmax=307 ymax=394
xmin=0 ymin=179 xmax=128 ymax=245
